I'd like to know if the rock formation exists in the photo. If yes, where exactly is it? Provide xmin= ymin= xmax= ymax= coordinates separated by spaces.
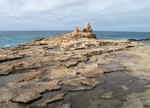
xmin=83 ymin=23 xmax=93 ymax=32
xmin=74 ymin=23 xmax=93 ymax=33
xmin=71 ymin=23 xmax=95 ymax=39
xmin=0 ymin=24 xmax=143 ymax=108
xmin=74 ymin=26 xmax=79 ymax=32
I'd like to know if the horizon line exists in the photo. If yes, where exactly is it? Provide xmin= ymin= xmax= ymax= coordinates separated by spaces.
xmin=0 ymin=30 xmax=150 ymax=33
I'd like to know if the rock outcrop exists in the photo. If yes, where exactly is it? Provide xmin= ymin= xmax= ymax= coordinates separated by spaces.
xmin=0 ymin=24 xmax=143 ymax=108
xmin=83 ymin=23 xmax=93 ymax=32
xmin=49 ymin=23 xmax=96 ymax=40
xmin=74 ymin=26 xmax=79 ymax=32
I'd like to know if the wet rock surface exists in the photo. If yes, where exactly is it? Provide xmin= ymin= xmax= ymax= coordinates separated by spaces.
xmin=0 ymin=24 xmax=150 ymax=108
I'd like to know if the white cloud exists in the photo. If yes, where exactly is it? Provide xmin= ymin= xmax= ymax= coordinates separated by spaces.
xmin=0 ymin=0 xmax=150 ymax=31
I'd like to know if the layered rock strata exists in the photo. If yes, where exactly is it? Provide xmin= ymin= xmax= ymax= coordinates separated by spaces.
xmin=0 ymin=24 xmax=144 ymax=108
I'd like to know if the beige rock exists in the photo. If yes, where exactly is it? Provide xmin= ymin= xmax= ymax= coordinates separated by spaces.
xmin=62 ymin=103 xmax=71 ymax=108
xmin=122 ymin=88 xmax=150 ymax=108
xmin=121 ymin=85 xmax=129 ymax=91
xmin=38 ymin=93 xmax=65 ymax=107
xmin=74 ymin=26 xmax=79 ymax=32
xmin=69 ymin=86 xmax=94 ymax=91
xmin=119 ymin=46 xmax=150 ymax=80
xmin=59 ymin=77 xmax=99 ymax=91
xmin=83 ymin=23 xmax=93 ymax=32
xmin=145 ymin=84 xmax=150 ymax=88
xmin=0 ymin=102 xmax=22 ymax=108
xmin=10 ymin=80 xmax=61 ymax=103
xmin=0 ymin=88 xmax=15 ymax=103
xmin=101 ymin=91 xmax=113 ymax=99
xmin=12 ymin=91 xmax=42 ymax=103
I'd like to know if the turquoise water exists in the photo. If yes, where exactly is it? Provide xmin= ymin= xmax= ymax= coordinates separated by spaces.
xmin=0 ymin=31 xmax=150 ymax=47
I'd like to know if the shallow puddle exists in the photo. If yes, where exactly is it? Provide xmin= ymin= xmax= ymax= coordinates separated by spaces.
xmin=62 ymin=71 xmax=149 ymax=108
xmin=0 ymin=73 xmax=24 ymax=87
xmin=115 ymin=54 xmax=131 ymax=60
xmin=28 ymin=71 xmax=150 ymax=108
xmin=100 ymin=62 xmax=120 ymax=70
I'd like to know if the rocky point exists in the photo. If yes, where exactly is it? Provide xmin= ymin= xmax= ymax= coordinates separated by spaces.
xmin=0 ymin=24 xmax=150 ymax=108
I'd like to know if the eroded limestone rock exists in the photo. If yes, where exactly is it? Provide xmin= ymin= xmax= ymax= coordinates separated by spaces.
xmin=122 ymin=89 xmax=150 ymax=108
xmin=12 ymin=91 xmax=42 ymax=103
xmin=0 ymin=87 xmax=15 ymax=103
xmin=0 ymin=102 xmax=22 ymax=108
xmin=59 ymin=77 xmax=100 ymax=91
xmin=101 ymin=91 xmax=113 ymax=99
xmin=0 ymin=24 xmax=142 ymax=107
xmin=83 ymin=23 xmax=93 ymax=32
xmin=62 ymin=103 xmax=71 ymax=108
xmin=37 ymin=93 xmax=65 ymax=107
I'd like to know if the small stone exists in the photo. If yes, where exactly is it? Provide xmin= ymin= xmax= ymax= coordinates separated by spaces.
xmin=62 ymin=103 xmax=71 ymax=108
xmin=129 ymin=80 xmax=134 ymax=83
xmin=145 ymin=84 xmax=150 ymax=88
xmin=121 ymin=85 xmax=129 ymax=91
xmin=101 ymin=91 xmax=113 ymax=99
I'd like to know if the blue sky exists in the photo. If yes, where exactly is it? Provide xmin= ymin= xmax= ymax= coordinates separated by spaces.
xmin=0 ymin=0 xmax=150 ymax=32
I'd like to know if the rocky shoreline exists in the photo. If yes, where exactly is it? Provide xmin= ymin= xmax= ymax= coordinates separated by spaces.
xmin=128 ymin=38 xmax=150 ymax=41
xmin=0 ymin=24 xmax=150 ymax=108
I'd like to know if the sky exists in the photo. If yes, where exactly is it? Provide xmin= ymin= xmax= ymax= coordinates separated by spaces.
xmin=0 ymin=0 xmax=150 ymax=32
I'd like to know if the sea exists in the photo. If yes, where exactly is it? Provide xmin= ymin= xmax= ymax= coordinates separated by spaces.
xmin=0 ymin=31 xmax=150 ymax=47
